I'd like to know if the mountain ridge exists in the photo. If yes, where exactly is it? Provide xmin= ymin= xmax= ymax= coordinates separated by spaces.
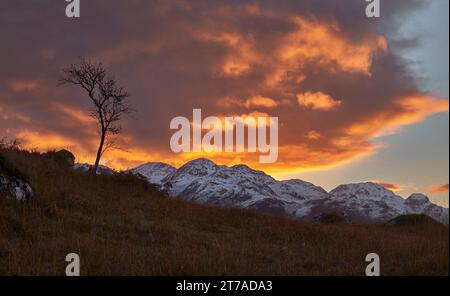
xmin=124 ymin=158 xmax=449 ymax=225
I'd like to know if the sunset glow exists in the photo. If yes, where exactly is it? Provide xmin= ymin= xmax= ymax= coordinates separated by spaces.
xmin=0 ymin=0 xmax=448 ymax=207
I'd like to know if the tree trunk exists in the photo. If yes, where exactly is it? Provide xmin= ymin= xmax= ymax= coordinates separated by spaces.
xmin=92 ymin=130 xmax=106 ymax=174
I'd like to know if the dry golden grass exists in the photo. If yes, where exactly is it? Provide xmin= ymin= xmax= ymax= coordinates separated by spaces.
xmin=0 ymin=148 xmax=448 ymax=276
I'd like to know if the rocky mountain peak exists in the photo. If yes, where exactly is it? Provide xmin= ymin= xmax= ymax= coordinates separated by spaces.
xmin=124 ymin=160 xmax=449 ymax=225
xmin=406 ymin=193 xmax=430 ymax=204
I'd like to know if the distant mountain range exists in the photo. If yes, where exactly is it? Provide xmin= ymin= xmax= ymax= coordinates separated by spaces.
xmin=77 ymin=158 xmax=449 ymax=225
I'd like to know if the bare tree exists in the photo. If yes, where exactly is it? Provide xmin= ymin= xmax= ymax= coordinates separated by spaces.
xmin=59 ymin=58 xmax=132 ymax=173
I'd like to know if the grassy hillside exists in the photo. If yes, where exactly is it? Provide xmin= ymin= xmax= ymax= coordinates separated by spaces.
xmin=0 ymin=148 xmax=448 ymax=276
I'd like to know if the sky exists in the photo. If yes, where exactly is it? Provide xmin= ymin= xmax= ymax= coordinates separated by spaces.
xmin=0 ymin=0 xmax=448 ymax=206
xmin=293 ymin=0 xmax=450 ymax=206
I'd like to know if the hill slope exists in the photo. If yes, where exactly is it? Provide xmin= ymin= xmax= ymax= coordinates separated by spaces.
xmin=0 ymin=148 xmax=448 ymax=275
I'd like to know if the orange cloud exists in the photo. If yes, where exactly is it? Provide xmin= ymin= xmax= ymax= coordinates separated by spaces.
xmin=218 ymin=96 xmax=280 ymax=108
xmin=193 ymin=16 xmax=387 ymax=83
xmin=244 ymin=96 xmax=279 ymax=108
xmin=17 ymin=130 xmax=81 ymax=153
xmin=429 ymin=184 xmax=449 ymax=193
xmin=194 ymin=31 xmax=256 ymax=76
xmin=100 ymin=147 xmax=167 ymax=170
xmin=371 ymin=180 xmax=407 ymax=192
xmin=8 ymin=94 xmax=448 ymax=175
xmin=15 ymin=130 xmax=164 ymax=170
xmin=52 ymin=103 xmax=95 ymax=125
xmin=0 ymin=105 xmax=31 ymax=123
xmin=7 ymin=80 xmax=39 ymax=92
xmin=305 ymin=130 xmax=322 ymax=140
xmin=297 ymin=91 xmax=342 ymax=111
xmin=278 ymin=18 xmax=387 ymax=75
xmin=347 ymin=94 xmax=449 ymax=138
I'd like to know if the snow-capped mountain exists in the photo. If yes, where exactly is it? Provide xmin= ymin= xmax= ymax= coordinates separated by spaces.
xmin=325 ymin=185 xmax=448 ymax=224
xmin=127 ymin=158 xmax=449 ymax=225
xmin=132 ymin=158 xmax=331 ymax=218
xmin=131 ymin=162 xmax=176 ymax=185
xmin=404 ymin=194 xmax=449 ymax=225
xmin=327 ymin=183 xmax=406 ymax=223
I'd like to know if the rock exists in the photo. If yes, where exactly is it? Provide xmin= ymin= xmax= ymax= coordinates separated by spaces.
xmin=45 ymin=149 xmax=76 ymax=166
xmin=0 ymin=177 xmax=33 ymax=202
xmin=56 ymin=149 xmax=76 ymax=166
xmin=0 ymin=155 xmax=33 ymax=202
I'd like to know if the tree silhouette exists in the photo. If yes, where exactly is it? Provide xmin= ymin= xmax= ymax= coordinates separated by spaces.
xmin=59 ymin=58 xmax=132 ymax=173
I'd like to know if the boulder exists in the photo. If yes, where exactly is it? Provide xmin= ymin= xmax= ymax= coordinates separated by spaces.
xmin=45 ymin=149 xmax=76 ymax=166
xmin=0 ymin=155 xmax=33 ymax=202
